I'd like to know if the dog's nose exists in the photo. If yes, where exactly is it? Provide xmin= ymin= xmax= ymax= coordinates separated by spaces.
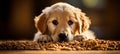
xmin=58 ymin=33 xmax=67 ymax=41
xmin=58 ymin=33 xmax=67 ymax=39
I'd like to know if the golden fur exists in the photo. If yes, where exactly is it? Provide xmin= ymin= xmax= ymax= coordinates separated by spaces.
xmin=33 ymin=2 xmax=95 ymax=42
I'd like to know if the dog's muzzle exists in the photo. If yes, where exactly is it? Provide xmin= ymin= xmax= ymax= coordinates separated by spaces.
xmin=58 ymin=33 xmax=68 ymax=42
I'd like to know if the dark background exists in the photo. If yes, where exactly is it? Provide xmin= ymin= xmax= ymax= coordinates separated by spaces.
xmin=0 ymin=0 xmax=120 ymax=40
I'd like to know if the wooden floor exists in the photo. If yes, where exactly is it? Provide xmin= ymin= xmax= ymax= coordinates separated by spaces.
xmin=0 ymin=50 xmax=120 ymax=54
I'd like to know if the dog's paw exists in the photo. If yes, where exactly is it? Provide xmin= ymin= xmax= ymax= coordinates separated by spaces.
xmin=74 ymin=35 xmax=87 ymax=41
xmin=34 ymin=35 xmax=52 ymax=42
xmin=38 ymin=35 xmax=53 ymax=42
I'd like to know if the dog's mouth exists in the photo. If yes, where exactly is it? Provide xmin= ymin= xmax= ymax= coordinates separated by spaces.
xmin=51 ymin=31 xmax=74 ymax=42
xmin=58 ymin=37 xmax=69 ymax=42
xmin=58 ymin=38 xmax=69 ymax=42
xmin=52 ymin=35 xmax=73 ymax=42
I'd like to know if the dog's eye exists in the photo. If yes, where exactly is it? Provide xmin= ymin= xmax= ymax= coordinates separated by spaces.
xmin=52 ymin=20 xmax=58 ymax=25
xmin=68 ymin=20 xmax=73 ymax=25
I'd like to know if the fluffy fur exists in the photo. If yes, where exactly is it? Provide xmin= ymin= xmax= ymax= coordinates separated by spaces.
xmin=33 ymin=2 xmax=95 ymax=42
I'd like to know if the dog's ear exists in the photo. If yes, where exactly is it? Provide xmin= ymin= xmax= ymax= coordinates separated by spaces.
xmin=34 ymin=13 xmax=48 ymax=34
xmin=75 ymin=8 xmax=91 ymax=34
xmin=80 ymin=12 xmax=91 ymax=33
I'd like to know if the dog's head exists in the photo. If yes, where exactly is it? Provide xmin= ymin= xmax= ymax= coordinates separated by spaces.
xmin=34 ymin=2 xmax=91 ymax=42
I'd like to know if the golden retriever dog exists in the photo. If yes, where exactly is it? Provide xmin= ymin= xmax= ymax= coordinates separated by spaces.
xmin=33 ymin=2 xmax=95 ymax=42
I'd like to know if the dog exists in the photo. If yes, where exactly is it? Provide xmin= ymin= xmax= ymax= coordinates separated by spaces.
xmin=33 ymin=2 xmax=95 ymax=42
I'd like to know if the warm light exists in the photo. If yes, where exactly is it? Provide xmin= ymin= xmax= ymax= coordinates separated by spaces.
xmin=82 ymin=0 xmax=99 ymax=8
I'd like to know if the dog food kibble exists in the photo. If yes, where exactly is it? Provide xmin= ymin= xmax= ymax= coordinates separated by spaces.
xmin=0 ymin=39 xmax=120 ymax=50
xmin=60 ymin=47 xmax=72 ymax=51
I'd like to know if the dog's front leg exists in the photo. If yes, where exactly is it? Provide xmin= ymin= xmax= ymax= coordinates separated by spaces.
xmin=33 ymin=32 xmax=52 ymax=42
xmin=74 ymin=30 xmax=95 ymax=41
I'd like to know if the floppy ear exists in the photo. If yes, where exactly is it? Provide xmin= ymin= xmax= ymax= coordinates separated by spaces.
xmin=34 ymin=13 xmax=48 ymax=34
xmin=80 ymin=12 xmax=91 ymax=33
xmin=75 ymin=8 xmax=91 ymax=34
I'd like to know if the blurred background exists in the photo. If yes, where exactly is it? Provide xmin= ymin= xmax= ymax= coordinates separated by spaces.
xmin=0 ymin=0 xmax=120 ymax=40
